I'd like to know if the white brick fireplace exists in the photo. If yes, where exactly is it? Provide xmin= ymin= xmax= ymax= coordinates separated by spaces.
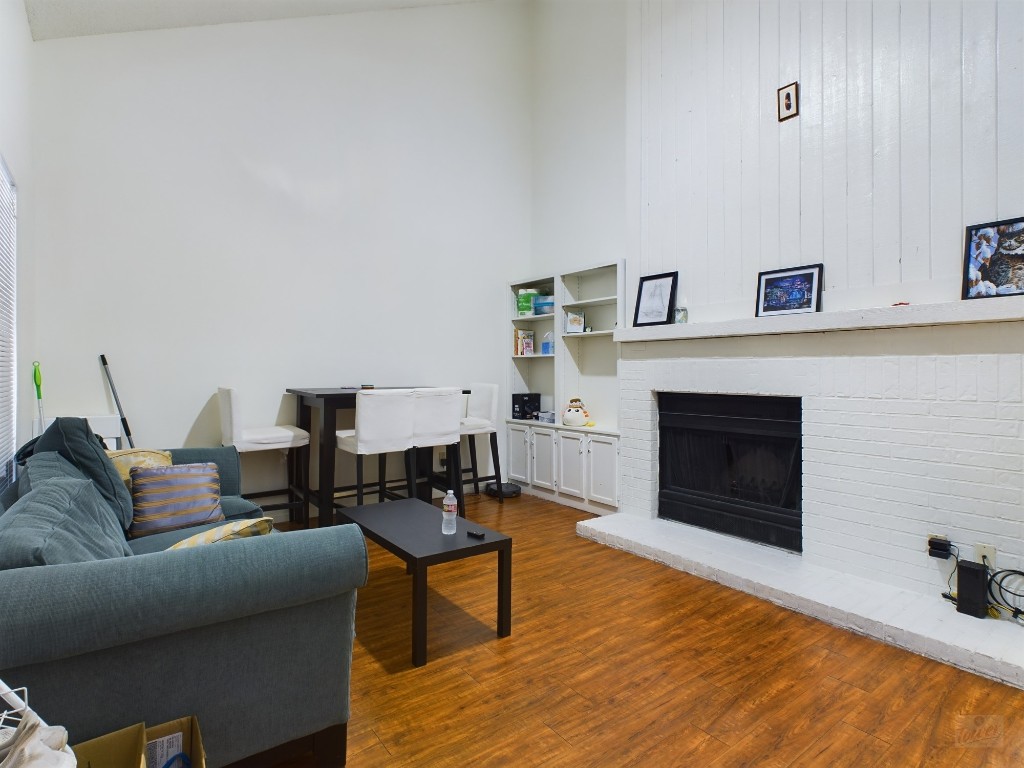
xmin=579 ymin=302 xmax=1024 ymax=685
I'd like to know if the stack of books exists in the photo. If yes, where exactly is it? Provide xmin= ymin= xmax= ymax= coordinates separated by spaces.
xmin=514 ymin=329 xmax=535 ymax=355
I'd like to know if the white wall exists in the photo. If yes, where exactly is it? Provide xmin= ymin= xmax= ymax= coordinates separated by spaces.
xmin=630 ymin=0 xmax=1024 ymax=322
xmin=0 ymin=0 xmax=32 ymax=181
xmin=26 ymin=1 xmax=532 ymax=480
xmin=1 ymin=0 xmax=35 ymax=442
xmin=530 ymin=0 xmax=627 ymax=277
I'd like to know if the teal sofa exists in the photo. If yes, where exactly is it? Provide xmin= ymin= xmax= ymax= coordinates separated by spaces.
xmin=0 ymin=418 xmax=367 ymax=767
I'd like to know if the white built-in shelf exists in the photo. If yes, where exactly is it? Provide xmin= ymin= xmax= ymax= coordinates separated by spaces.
xmin=562 ymin=330 xmax=615 ymax=339
xmin=614 ymin=297 xmax=1024 ymax=343
xmin=562 ymin=295 xmax=617 ymax=310
xmin=513 ymin=314 xmax=555 ymax=322
xmin=512 ymin=353 xmax=554 ymax=359
xmin=505 ymin=418 xmax=619 ymax=437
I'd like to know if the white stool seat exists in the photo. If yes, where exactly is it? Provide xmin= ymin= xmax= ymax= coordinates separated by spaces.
xmin=460 ymin=416 xmax=494 ymax=434
xmin=236 ymin=425 xmax=309 ymax=452
xmin=458 ymin=383 xmax=503 ymax=502
xmin=218 ymin=386 xmax=310 ymax=523
xmin=335 ymin=429 xmax=358 ymax=453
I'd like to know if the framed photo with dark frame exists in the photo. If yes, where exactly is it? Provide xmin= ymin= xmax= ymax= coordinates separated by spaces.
xmin=777 ymin=81 xmax=799 ymax=122
xmin=755 ymin=264 xmax=823 ymax=317
xmin=962 ymin=215 xmax=1024 ymax=299
xmin=632 ymin=271 xmax=678 ymax=327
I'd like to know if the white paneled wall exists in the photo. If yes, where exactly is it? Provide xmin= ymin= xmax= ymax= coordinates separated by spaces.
xmin=630 ymin=0 xmax=1024 ymax=320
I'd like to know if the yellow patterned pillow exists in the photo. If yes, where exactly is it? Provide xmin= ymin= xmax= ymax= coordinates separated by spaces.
xmin=105 ymin=449 xmax=172 ymax=490
xmin=168 ymin=517 xmax=275 ymax=549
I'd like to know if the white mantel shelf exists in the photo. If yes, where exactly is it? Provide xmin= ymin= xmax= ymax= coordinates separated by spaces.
xmin=614 ymin=296 xmax=1024 ymax=343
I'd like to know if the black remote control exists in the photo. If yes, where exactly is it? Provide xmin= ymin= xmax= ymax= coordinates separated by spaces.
xmin=467 ymin=529 xmax=486 ymax=539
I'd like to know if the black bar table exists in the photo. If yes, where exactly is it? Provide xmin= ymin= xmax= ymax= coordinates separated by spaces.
xmin=286 ymin=387 xmax=467 ymax=527
xmin=287 ymin=387 xmax=360 ymax=527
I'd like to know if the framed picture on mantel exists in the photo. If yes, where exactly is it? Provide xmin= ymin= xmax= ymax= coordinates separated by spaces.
xmin=962 ymin=215 xmax=1024 ymax=299
xmin=756 ymin=264 xmax=823 ymax=317
xmin=633 ymin=272 xmax=678 ymax=327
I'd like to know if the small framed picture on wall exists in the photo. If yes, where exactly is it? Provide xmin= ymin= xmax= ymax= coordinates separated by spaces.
xmin=777 ymin=81 xmax=799 ymax=122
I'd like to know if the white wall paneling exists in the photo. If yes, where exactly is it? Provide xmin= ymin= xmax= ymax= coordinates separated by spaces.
xmin=631 ymin=0 xmax=1024 ymax=322
xmin=929 ymin=1 xmax=964 ymax=287
xmin=996 ymin=0 xmax=1024 ymax=222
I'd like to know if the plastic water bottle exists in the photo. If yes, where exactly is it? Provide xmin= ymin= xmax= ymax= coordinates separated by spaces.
xmin=442 ymin=490 xmax=458 ymax=535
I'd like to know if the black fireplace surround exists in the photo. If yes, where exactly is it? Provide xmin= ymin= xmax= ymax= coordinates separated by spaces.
xmin=658 ymin=393 xmax=802 ymax=552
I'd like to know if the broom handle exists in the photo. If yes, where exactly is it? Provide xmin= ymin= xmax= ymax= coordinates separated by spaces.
xmin=100 ymin=354 xmax=134 ymax=448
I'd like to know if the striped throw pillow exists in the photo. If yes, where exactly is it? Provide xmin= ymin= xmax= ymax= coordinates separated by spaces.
xmin=168 ymin=517 xmax=275 ymax=549
xmin=128 ymin=462 xmax=224 ymax=538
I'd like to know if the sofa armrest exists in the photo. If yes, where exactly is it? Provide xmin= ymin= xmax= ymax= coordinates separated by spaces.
xmin=0 ymin=525 xmax=367 ymax=670
xmin=168 ymin=446 xmax=242 ymax=496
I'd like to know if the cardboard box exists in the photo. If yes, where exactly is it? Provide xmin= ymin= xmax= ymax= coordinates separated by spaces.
xmin=73 ymin=723 xmax=147 ymax=768
xmin=72 ymin=717 xmax=205 ymax=768
xmin=146 ymin=716 xmax=206 ymax=768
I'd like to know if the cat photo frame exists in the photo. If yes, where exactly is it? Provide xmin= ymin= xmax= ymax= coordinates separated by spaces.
xmin=962 ymin=215 xmax=1024 ymax=299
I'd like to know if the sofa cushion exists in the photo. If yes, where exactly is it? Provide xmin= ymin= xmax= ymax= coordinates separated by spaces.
xmin=0 ymin=477 xmax=133 ymax=569
xmin=0 ymin=480 xmax=23 ymax=514
xmin=220 ymin=495 xmax=263 ymax=521
xmin=168 ymin=447 xmax=242 ymax=497
xmin=35 ymin=417 xmax=134 ymax=530
xmin=168 ymin=517 xmax=275 ymax=549
xmin=106 ymin=448 xmax=173 ymax=490
xmin=18 ymin=452 xmax=89 ymax=496
xmin=124 ymin=519 xmax=231 ymax=554
xmin=128 ymin=463 xmax=225 ymax=538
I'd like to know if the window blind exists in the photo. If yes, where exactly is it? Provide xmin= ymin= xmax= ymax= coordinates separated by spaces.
xmin=0 ymin=156 xmax=16 ymax=495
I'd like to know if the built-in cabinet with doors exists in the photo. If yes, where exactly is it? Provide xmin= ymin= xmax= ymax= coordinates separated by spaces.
xmin=506 ymin=262 xmax=622 ymax=514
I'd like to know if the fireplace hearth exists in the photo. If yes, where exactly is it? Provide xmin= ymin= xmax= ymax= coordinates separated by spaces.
xmin=658 ymin=393 xmax=802 ymax=552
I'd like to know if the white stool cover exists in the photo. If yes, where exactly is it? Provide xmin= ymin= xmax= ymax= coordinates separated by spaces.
xmin=412 ymin=387 xmax=463 ymax=448
xmin=337 ymin=388 xmax=416 ymax=456
xmin=218 ymin=387 xmax=309 ymax=452
xmin=460 ymin=383 xmax=499 ymax=436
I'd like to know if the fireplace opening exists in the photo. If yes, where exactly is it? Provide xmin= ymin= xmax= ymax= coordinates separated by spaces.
xmin=658 ymin=393 xmax=802 ymax=552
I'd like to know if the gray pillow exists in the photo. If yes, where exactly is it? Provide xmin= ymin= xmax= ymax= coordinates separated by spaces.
xmin=0 ymin=477 xmax=133 ymax=569
xmin=34 ymin=417 xmax=133 ymax=530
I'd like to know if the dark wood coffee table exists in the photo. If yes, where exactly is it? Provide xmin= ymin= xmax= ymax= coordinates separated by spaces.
xmin=338 ymin=498 xmax=512 ymax=666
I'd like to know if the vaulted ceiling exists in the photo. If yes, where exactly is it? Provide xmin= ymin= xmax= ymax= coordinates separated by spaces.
xmin=23 ymin=0 xmax=477 ymax=41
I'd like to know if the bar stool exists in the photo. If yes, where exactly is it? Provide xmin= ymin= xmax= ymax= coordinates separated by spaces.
xmin=459 ymin=383 xmax=503 ymax=503
xmin=411 ymin=387 xmax=465 ymax=513
xmin=217 ymin=387 xmax=310 ymax=521
xmin=336 ymin=388 xmax=416 ymax=505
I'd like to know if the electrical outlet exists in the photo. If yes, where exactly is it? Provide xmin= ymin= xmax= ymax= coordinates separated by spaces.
xmin=927 ymin=534 xmax=951 ymax=559
xmin=975 ymin=543 xmax=996 ymax=568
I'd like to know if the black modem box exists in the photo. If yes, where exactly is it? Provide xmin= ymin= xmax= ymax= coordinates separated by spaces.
xmin=956 ymin=560 xmax=989 ymax=619
xmin=512 ymin=393 xmax=540 ymax=420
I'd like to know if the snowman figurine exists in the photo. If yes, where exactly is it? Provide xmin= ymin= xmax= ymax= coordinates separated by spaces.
xmin=562 ymin=397 xmax=593 ymax=427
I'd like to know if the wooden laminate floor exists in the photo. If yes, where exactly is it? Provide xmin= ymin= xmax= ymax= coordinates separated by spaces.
xmin=275 ymin=494 xmax=1024 ymax=767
